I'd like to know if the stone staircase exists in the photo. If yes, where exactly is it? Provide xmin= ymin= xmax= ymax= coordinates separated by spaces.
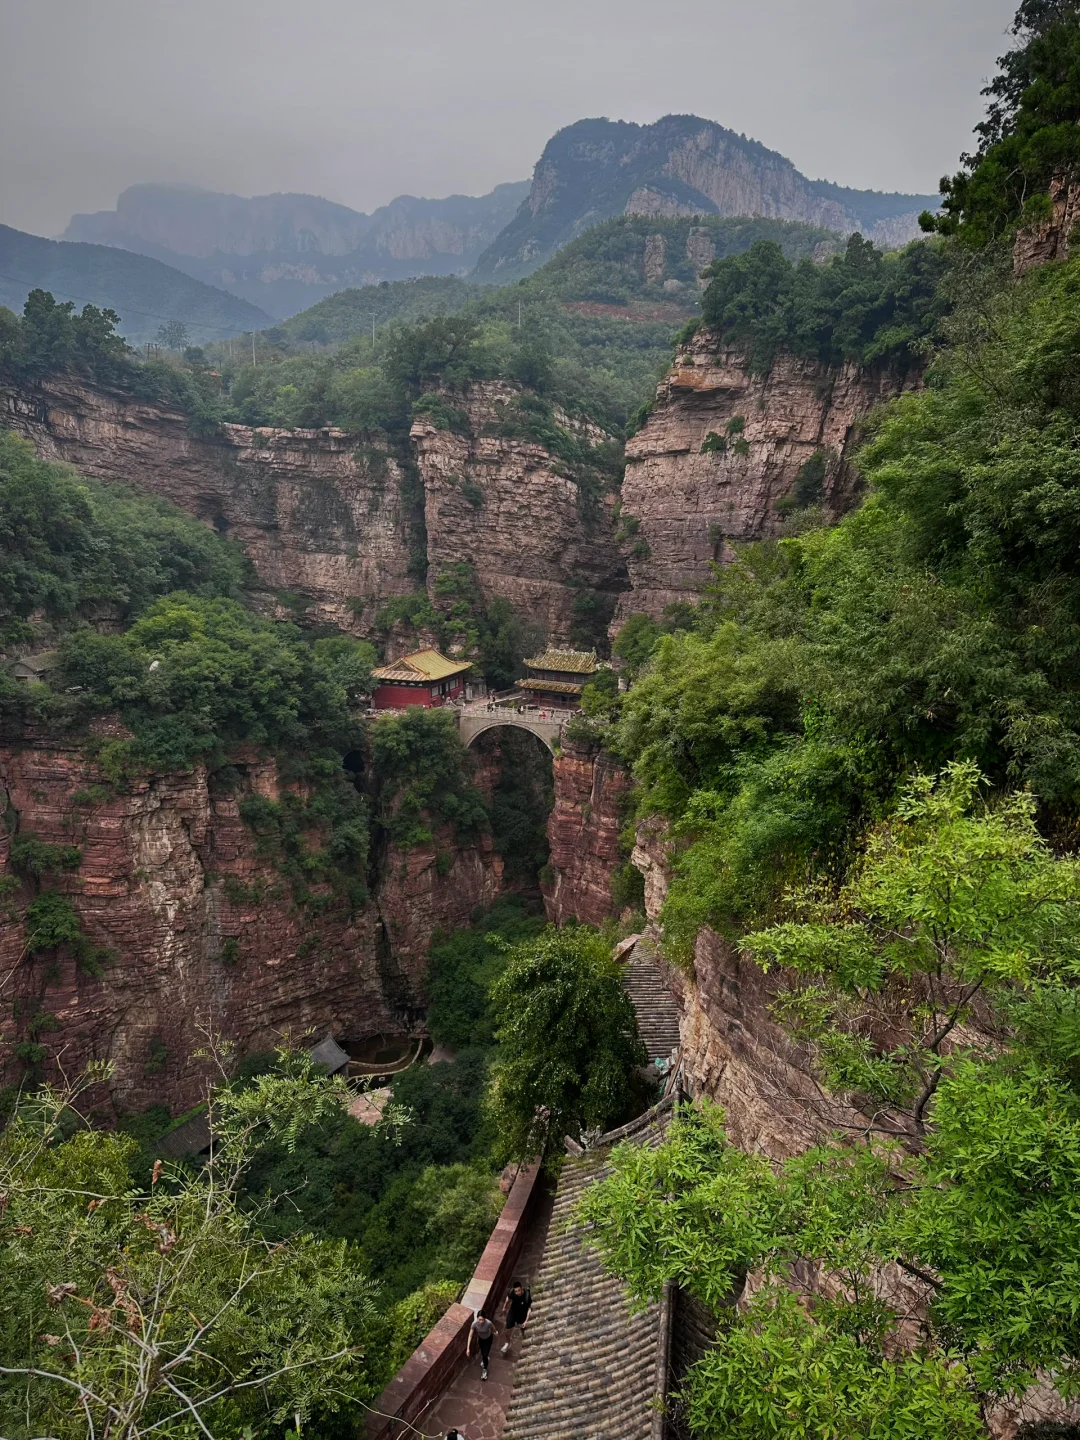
xmin=502 ymin=1100 xmax=675 ymax=1440
xmin=620 ymin=944 xmax=681 ymax=1064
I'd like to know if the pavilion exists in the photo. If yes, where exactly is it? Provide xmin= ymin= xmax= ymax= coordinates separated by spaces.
xmin=370 ymin=647 xmax=473 ymax=709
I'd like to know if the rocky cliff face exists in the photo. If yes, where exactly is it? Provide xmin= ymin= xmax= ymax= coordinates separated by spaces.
xmin=1013 ymin=172 xmax=1080 ymax=273
xmin=542 ymin=738 xmax=629 ymax=927
xmin=1 ymin=374 xmax=413 ymax=635
xmin=616 ymin=328 xmax=918 ymax=623
xmin=412 ymin=381 xmax=628 ymax=645
xmin=475 ymin=116 xmax=937 ymax=277
xmin=0 ymin=734 xmax=501 ymax=1115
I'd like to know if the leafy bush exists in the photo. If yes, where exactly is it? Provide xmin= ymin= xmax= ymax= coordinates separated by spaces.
xmin=700 ymin=233 xmax=949 ymax=373
xmin=370 ymin=707 xmax=488 ymax=849
xmin=486 ymin=925 xmax=647 ymax=1161
xmin=426 ymin=899 xmax=547 ymax=1049
xmin=0 ymin=432 xmax=246 ymax=646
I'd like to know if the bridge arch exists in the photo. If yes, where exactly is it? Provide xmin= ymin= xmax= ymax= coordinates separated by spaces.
xmin=457 ymin=712 xmax=564 ymax=755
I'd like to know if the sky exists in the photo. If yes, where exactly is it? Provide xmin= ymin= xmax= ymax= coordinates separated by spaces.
xmin=2 ymin=0 xmax=1019 ymax=238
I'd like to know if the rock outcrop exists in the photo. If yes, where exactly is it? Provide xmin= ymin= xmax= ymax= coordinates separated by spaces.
xmin=0 ymin=733 xmax=501 ymax=1115
xmin=616 ymin=328 xmax=918 ymax=623
xmin=1 ymin=374 xmax=413 ymax=634
xmin=542 ymin=737 xmax=629 ymax=926
xmin=475 ymin=115 xmax=937 ymax=277
xmin=412 ymin=382 xmax=628 ymax=645
xmin=1013 ymin=172 xmax=1080 ymax=273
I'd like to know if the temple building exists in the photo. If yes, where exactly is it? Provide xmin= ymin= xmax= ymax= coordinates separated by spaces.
xmin=370 ymin=647 xmax=472 ymax=710
xmin=515 ymin=647 xmax=597 ymax=709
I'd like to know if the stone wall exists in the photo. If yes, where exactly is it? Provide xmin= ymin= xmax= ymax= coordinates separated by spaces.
xmin=543 ymin=738 xmax=630 ymax=927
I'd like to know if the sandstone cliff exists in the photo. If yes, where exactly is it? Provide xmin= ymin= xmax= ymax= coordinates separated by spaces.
xmin=542 ymin=737 xmax=629 ymax=927
xmin=1013 ymin=172 xmax=1080 ymax=273
xmin=616 ymin=328 xmax=918 ymax=624
xmin=475 ymin=116 xmax=936 ymax=277
xmin=1 ymin=374 xmax=414 ymax=635
xmin=0 ymin=733 xmax=500 ymax=1115
xmin=412 ymin=381 xmax=628 ymax=645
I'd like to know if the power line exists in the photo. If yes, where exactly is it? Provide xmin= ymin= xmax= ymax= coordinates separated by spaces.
xmin=0 ymin=269 xmax=266 ymax=339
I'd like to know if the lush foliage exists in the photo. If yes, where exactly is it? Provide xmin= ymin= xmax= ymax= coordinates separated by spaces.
xmin=699 ymin=233 xmax=949 ymax=373
xmin=579 ymin=771 xmax=1080 ymax=1425
xmin=0 ymin=432 xmax=247 ymax=646
xmin=0 ymin=1056 xmax=383 ymax=1440
xmin=616 ymin=249 xmax=1080 ymax=961
xmin=425 ymin=898 xmax=547 ymax=1049
xmin=370 ymin=706 xmax=489 ymax=848
xmin=485 ymin=925 xmax=647 ymax=1161
xmin=239 ymin=1048 xmax=499 ymax=1305
xmin=928 ymin=1 xmax=1080 ymax=244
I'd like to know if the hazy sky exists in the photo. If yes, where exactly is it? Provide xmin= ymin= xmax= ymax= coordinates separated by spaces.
xmin=2 ymin=0 xmax=1018 ymax=238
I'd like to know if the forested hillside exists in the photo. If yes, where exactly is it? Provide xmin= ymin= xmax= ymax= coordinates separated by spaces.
xmin=199 ymin=213 xmax=836 ymax=436
xmin=0 ymin=225 xmax=272 ymax=344
xmin=576 ymin=2 xmax=1080 ymax=1433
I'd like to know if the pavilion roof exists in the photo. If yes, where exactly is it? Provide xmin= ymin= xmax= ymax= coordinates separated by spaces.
xmin=523 ymin=647 xmax=597 ymax=675
xmin=371 ymin=647 xmax=472 ymax=684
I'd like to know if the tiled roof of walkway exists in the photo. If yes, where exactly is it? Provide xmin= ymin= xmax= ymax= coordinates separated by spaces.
xmin=502 ymin=1097 xmax=675 ymax=1440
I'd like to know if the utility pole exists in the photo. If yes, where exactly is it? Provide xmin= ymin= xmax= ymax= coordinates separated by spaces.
xmin=371 ymin=311 xmax=377 ymax=348
xmin=518 ymin=299 xmax=522 ymax=329
xmin=251 ymin=332 xmax=257 ymax=367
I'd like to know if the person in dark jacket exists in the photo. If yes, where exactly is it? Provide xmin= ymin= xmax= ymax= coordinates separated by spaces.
xmin=500 ymin=1280 xmax=532 ymax=1355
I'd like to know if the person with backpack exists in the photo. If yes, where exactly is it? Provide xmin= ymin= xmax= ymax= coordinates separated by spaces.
xmin=500 ymin=1279 xmax=532 ymax=1355
xmin=467 ymin=1308 xmax=496 ymax=1381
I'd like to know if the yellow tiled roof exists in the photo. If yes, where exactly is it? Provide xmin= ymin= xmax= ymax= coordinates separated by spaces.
xmin=515 ymin=678 xmax=585 ymax=694
xmin=523 ymin=648 xmax=598 ymax=675
xmin=371 ymin=647 xmax=472 ymax=683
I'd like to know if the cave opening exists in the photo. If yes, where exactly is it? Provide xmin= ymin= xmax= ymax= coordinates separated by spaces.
xmin=342 ymin=748 xmax=365 ymax=791
xmin=469 ymin=727 xmax=555 ymax=896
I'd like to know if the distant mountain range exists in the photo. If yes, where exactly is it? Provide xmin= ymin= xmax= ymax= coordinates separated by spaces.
xmin=0 ymin=225 xmax=272 ymax=345
xmin=63 ymin=182 xmax=530 ymax=318
xmin=475 ymin=115 xmax=939 ymax=278
xmin=0 ymin=112 xmax=941 ymax=340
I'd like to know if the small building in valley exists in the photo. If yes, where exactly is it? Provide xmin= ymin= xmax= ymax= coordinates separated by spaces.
xmin=515 ymin=647 xmax=597 ymax=709
xmin=370 ymin=647 xmax=472 ymax=710
xmin=11 ymin=651 xmax=59 ymax=685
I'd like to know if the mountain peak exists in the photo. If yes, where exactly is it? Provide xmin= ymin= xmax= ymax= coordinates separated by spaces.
xmin=476 ymin=114 xmax=939 ymax=277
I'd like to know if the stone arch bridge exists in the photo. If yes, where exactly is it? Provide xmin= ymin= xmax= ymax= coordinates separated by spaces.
xmin=456 ymin=703 xmax=566 ymax=755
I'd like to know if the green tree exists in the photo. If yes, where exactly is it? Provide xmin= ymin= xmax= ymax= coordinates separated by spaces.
xmin=370 ymin=706 xmax=489 ymax=847
xmin=0 ymin=1054 xmax=381 ymax=1439
xmin=927 ymin=0 xmax=1080 ymax=244
xmin=485 ymin=926 xmax=646 ymax=1161
xmin=577 ymin=767 xmax=1080 ymax=1431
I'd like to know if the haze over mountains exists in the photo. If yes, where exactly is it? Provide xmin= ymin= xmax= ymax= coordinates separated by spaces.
xmin=1 ymin=111 xmax=940 ymax=341
xmin=63 ymin=182 xmax=531 ymax=318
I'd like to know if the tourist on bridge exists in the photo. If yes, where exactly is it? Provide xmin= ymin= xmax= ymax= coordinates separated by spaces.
xmin=500 ymin=1279 xmax=532 ymax=1355
xmin=467 ymin=1308 xmax=497 ymax=1381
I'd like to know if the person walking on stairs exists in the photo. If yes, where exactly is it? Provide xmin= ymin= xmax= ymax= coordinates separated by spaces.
xmin=500 ymin=1279 xmax=532 ymax=1355
xmin=467 ymin=1308 xmax=496 ymax=1381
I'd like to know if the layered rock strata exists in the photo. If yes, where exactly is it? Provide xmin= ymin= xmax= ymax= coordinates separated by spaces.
xmin=1 ymin=374 xmax=413 ymax=634
xmin=542 ymin=737 xmax=629 ymax=926
xmin=0 ymin=734 xmax=500 ymax=1114
xmin=412 ymin=381 xmax=628 ymax=645
xmin=616 ymin=328 xmax=917 ymax=624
